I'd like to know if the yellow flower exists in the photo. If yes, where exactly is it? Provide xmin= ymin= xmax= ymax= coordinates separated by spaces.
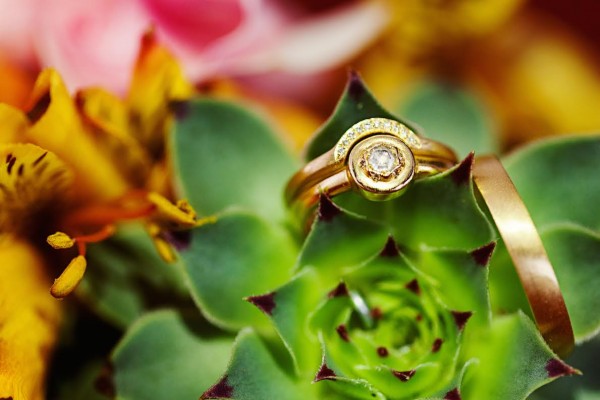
xmin=0 ymin=31 xmax=205 ymax=399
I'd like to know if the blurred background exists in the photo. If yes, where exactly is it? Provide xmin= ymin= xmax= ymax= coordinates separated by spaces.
xmin=1 ymin=0 xmax=600 ymax=398
xmin=2 ymin=0 xmax=600 ymax=155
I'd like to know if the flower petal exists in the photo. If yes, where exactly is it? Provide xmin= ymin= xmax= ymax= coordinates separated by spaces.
xmin=0 ymin=235 xmax=62 ymax=400
xmin=0 ymin=143 xmax=73 ymax=233
xmin=25 ymin=69 xmax=129 ymax=200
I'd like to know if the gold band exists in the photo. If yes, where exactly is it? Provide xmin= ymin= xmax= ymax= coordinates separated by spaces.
xmin=285 ymin=118 xmax=458 ymax=209
xmin=473 ymin=155 xmax=574 ymax=358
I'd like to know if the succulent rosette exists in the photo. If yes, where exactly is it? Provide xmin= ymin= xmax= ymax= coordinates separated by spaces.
xmin=39 ymin=73 xmax=600 ymax=400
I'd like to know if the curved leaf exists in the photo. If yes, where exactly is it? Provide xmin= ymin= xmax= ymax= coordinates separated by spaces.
xmin=503 ymin=135 xmax=600 ymax=231
xmin=461 ymin=312 xmax=578 ymax=400
xmin=112 ymin=310 xmax=234 ymax=400
xmin=172 ymin=98 xmax=298 ymax=223
xmin=530 ymin=337 xmax=600 ymax=400
xmin=541 ymin=224 xmax=600 ymax=342
xmin=181 ymin=211 xmax=297 ymax=330
xmin=202 ymin=328 xmax=319 ymax=400
xmin=335 ymin=155 xmax=494 ymax=250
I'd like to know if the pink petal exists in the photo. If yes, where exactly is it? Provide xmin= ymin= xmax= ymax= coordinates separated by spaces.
xmin=140 ymin=0 xmax=244 ymax=51
xmin=33 ymin=0 xmax=150 ymax=94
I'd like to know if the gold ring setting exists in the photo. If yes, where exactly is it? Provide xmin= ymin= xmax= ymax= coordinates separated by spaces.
xmin=285 ymin=118 xmax=458 ymax=208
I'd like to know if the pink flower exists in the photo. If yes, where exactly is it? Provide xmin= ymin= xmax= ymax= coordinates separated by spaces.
xmin=0 ymin=0 xmax=388 ymax=95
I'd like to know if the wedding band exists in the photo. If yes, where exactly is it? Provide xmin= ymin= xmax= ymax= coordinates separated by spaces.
xmin=473 ymin=156 xmax=574 ymax=358
xmin=285 ymin=118 xmax=458 ymax=209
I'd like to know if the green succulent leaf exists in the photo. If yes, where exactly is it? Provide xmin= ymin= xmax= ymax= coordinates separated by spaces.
xmin=82 ymin=224 xmax=190 ymax=328
xmin=541 ymin=224 xmax=600 ymax=342
xmin=180 ymin=211 xmax=298 ymax=330
xmin=247 ymin=270 xmax=323 ymax=374
xmin=112 ymin=310 xmax=234 ymax=400
xmin=461 ymin=312 xmax=579 ymax=400
xmin=305 ymin=72 xmax=417 ymax=160
xmin=297 ymin=197 xmax=389 ymax=281
xmin=201 ymin=328 xmax=319 ymax=400
xmin=335 ymin=154 xmax=495 ymax=250
xmin=409 ymin=243 xmax=493 ymax=328
xmin=308 ymin=248 xmax=466 ymax=400
xmin=529 ymin=337 xmax=600 ymax=400
xmin=503 ymin=135 xmax=600 ymax=231
xmin=399 ymin=81 xmax=498 ymax=159
xmin=172 ymin=98 xmax=298 ymax=223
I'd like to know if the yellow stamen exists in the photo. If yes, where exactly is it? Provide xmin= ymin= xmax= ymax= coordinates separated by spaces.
xmin=146 ymin=222 xmax=176 ymax=263
xmin=147 ymin=192 xmax=197 ymax=229
xmin=50 ymin=255 xmax=87 ymax=299
xmin=75 ymin=225 xmax=116 ymax=244
xmin=46 ymin=232 xmax=75 ymax=249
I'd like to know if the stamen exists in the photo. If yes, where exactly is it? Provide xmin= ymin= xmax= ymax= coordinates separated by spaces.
xmin=147 ymin=192 xmax=197 ymax=229
xmin=50 ymin=255 xmax=87 ymax=299
xmin=64 ymin=201 xmax=155 ymax=227
xmin=147 ymin=222 xmax=177 ymax=262
xmin=75 ymin=225 xmax=116 ymax=244
xmin=47 ymin=232 xmax=75 ymax=249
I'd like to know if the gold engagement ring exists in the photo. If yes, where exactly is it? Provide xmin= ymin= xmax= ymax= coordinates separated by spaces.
xmin=285 ymin=117 xmax=457 ymax=208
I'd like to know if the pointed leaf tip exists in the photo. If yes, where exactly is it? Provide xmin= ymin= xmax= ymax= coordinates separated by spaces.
xmin=451 ymin=152 xmax=475 ymax=186
xmin=371 ymin=307 xmax=383 ymax=320
xmin=470 ymin=241 xmax=496 ymax=267
xmin=169 ymin=99 xmax=190 ymax=119
xmin=380 ymin=236 xmax=400 ymax=257
xmin=347 ymin=70 xmax=367 ymax=102
xmin=94 ymin=362 xmax=116 ymax=398
xmin=432 ymin=338 xmax=443 ymax=353
xmin=314 ymin=363 xmax=337 ymax=382
xmin=201 ymin=375 xmax=234 ymax=399
xmin=377 ymin=346 xmax=389 ymax=357
xmin=391 ymin=369 xmax=416 ymax=382
xmin=336 ymin=324 xmax=350 ymax=342
xmin=405 ymin=279 xmax=421 ymax=295
xmin=545 ymin=358 xmax=581 ymax=378
xmin=328 ymin=282 xmax=349 ymax=298
xmin=246 ymin=292 xmax=276 ymax=316
xmin=444 ymin=388 xmax=462 ymax=400
xmin=451 ymin=311 xmax=473 ymax=331
xmin=317 ymin=195 xmax=341 ymax=222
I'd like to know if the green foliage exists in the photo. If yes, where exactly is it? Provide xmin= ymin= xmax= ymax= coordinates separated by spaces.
xmin=171 ymin=98 xmax=298 ymax=223
xmin=181 ymin=211 xmax=298 ymax=330
xmin=399 ymin=81 xmax=498 ymax=159
xmin=81 ymin=224 xmax=190 ymax=328
xmin=112 ymin=310 xmax=234 ymax=399
xmin=88 ymin=76 xmax=599 ymax=400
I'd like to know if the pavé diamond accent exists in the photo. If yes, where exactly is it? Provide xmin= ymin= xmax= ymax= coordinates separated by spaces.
xmin=334 ymin=118 xmax=421 ymax=163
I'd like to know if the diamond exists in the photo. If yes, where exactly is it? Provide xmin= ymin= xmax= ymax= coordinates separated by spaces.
xmin=367 ymin=145 xmax=398 ymax=176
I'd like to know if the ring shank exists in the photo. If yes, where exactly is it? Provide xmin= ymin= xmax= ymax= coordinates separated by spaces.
xmin=473 ymin=155 xmax=574 ymax=358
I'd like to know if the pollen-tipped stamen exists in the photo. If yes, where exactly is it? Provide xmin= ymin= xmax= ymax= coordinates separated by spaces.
xmin=50 ymin=255 xmax=87 ymax=299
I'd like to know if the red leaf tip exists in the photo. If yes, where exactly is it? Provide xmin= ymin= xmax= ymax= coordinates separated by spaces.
xmin=201 ymin=375 xmax=234 ymax=399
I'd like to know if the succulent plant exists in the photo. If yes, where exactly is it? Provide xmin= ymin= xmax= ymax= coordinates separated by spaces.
xmin=68 ymin=75 xmax=600 ymax=400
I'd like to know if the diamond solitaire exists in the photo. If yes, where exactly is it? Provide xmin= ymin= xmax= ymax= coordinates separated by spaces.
xmin=366 ymin=144 xmax=400 ymax=179
xmin=348 ymin=134 xmax=415 ymax=201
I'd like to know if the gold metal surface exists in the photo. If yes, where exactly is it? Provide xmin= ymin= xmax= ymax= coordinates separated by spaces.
xmin=285 ymin=119 xmax=457 ymax=207
xmin=473 ymin=155 xmax=574 ymax=358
